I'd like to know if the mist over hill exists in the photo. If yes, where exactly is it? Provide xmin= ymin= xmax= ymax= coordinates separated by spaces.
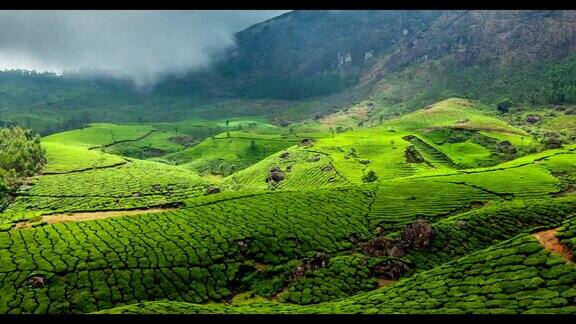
xmin=0 ymin=10 xmax=286 ymax=88
xmin=2 ymin=10 xmax=576 ymax=133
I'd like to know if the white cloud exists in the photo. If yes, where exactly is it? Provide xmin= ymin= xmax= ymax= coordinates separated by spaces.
xmin=0 ymin=10 xmax=287 ymax=87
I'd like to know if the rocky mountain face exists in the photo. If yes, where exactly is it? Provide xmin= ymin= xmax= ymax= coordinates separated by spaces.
xmin=384 ymin=10 xmax=576 ymax=72
xmin=222 ymin=10 xmax=576 ymax=80
xmin=223 ymin=10 xmax=443 ymax=77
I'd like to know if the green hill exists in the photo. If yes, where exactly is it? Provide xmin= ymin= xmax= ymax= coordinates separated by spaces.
xmin=1 ymin=95 xmax=575 ymax=314
xmin=0 ymin=136 xmax=574 ymax=313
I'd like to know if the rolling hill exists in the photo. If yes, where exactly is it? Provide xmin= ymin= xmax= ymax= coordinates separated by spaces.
xmin=1 ymin=9 xmax=576 ymax=315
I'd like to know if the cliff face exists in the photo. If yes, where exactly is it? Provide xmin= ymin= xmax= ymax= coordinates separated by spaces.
xmin=384 ymin=10 xmax=576 ymax=71
xmin=225 ymin=10 xmax=443 ymax=76
xmin=224 ymin=10 xmax=576 ymax=78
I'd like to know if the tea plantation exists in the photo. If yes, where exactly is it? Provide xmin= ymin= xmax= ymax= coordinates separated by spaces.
xmin=1 ymin=97 xmax=575 ymax=314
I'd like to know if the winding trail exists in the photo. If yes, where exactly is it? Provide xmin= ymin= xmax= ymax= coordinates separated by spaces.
xmin=533 ymin=228 xmax=574 ymax=262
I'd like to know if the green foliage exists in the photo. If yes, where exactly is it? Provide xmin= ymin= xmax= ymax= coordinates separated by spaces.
xmin=384 ymin=54 xmax=576 ymax=109
xmin=0 ymin=187 xmax=376 ymax=313
xmin=497 ymin=98 xmax=512 ymax=114
xmin=362 ymin=170 xmax=378 ymax=183
xmin=98 ymin=217 xmax=576 ymax=314
xmin=2 ymin=159 xmax=212 ymax=219
xmin=0 ymin=126 xmax=46 ymax=210
xmin=164 ymin=131 xmax=302 ymax=176
xmin=2 ymin=94 xmax=576 ymax=314
xmin=278 ymin=256 xmax=379 ymax=304
xmin=0 ymin=126 xmax=45 ymax=181
xmin=235 ymin=73 xmax=355 ymax=100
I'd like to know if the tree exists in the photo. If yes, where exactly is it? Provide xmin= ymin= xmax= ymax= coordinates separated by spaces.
xmin=0 ymin=126 xmax=46 ymax=211
xmin=496 ymin=99 xmax=512 ymax=114
xmin=362 ymin=170 xmax=378 ymax=183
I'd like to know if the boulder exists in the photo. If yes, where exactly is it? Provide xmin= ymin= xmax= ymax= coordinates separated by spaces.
xmin=266 ymin=166 xmax=285 ymax=183
xmin=205 ymin=186 xmax=221 ymax=195
xmin=404 ymin=146 xmax=426 ymax=164
xmin=322 ymin=165 xmax=334 ymax=172
xmin=300 ymin=138 xmax=315 ymax=147
xmin=526 ymin=115 xmax=541 ymax=123
xmin=372 ymin=260 xmax=410 ymax=280
xmin=357 ymin=236 xmax=395 ymax=256
xmin=399 ymin=219 xmax=434 ymax=250
xmin=28 ymin=276 xmax=46 ymax=288
xmin=308 ymin=252 xmax=328 ymax=270
xmin=308 ymin=155 xmax=321 ymax=162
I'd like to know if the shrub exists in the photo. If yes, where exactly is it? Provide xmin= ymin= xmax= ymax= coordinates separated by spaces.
xmin=362 ymin=170 xmax=378 ymax=183
xmin=497 ymin=99 xmax=512 ymax=114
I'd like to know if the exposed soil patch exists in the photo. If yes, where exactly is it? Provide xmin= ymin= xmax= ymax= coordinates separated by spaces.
xmin=376 ymin=278 xmax=396 ymax=288
xmin=533 ymin=228 xmax=574 ymax=262
xmin=14 ymin=206 xmax=180 ymax=229
xmin=169 ymin=135 xmax=197 ymax=147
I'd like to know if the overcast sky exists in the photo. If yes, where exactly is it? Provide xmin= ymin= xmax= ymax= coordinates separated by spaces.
xmin=0 ymin=10 xmax=287 ymax=87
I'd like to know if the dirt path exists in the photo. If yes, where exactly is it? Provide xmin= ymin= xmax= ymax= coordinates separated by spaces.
xmin=14 ymin=206 xmax=178 ymax=229
xmin=533 ymin=228 xmax=574 ymax=262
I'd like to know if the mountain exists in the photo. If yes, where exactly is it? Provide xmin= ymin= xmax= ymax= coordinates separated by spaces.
xmin=222 ymin=10 xmax=576 ymax=77
xmin=384 ymin=10 xmax=576 ymax=71
xmin=223 ymin=10 xmax=443 ymax=76
xmin=210 ymin=10 xmax=576 ymax=104
xmin=2 ymin=10 xmax=576 ymax=134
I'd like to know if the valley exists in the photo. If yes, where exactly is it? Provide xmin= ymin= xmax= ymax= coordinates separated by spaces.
xmin=1 ymin=9 xmax=576 ymax=315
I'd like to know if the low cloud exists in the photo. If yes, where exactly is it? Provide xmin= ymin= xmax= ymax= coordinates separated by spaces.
xmin=0 ymin=10 xmax=286 ymax=88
